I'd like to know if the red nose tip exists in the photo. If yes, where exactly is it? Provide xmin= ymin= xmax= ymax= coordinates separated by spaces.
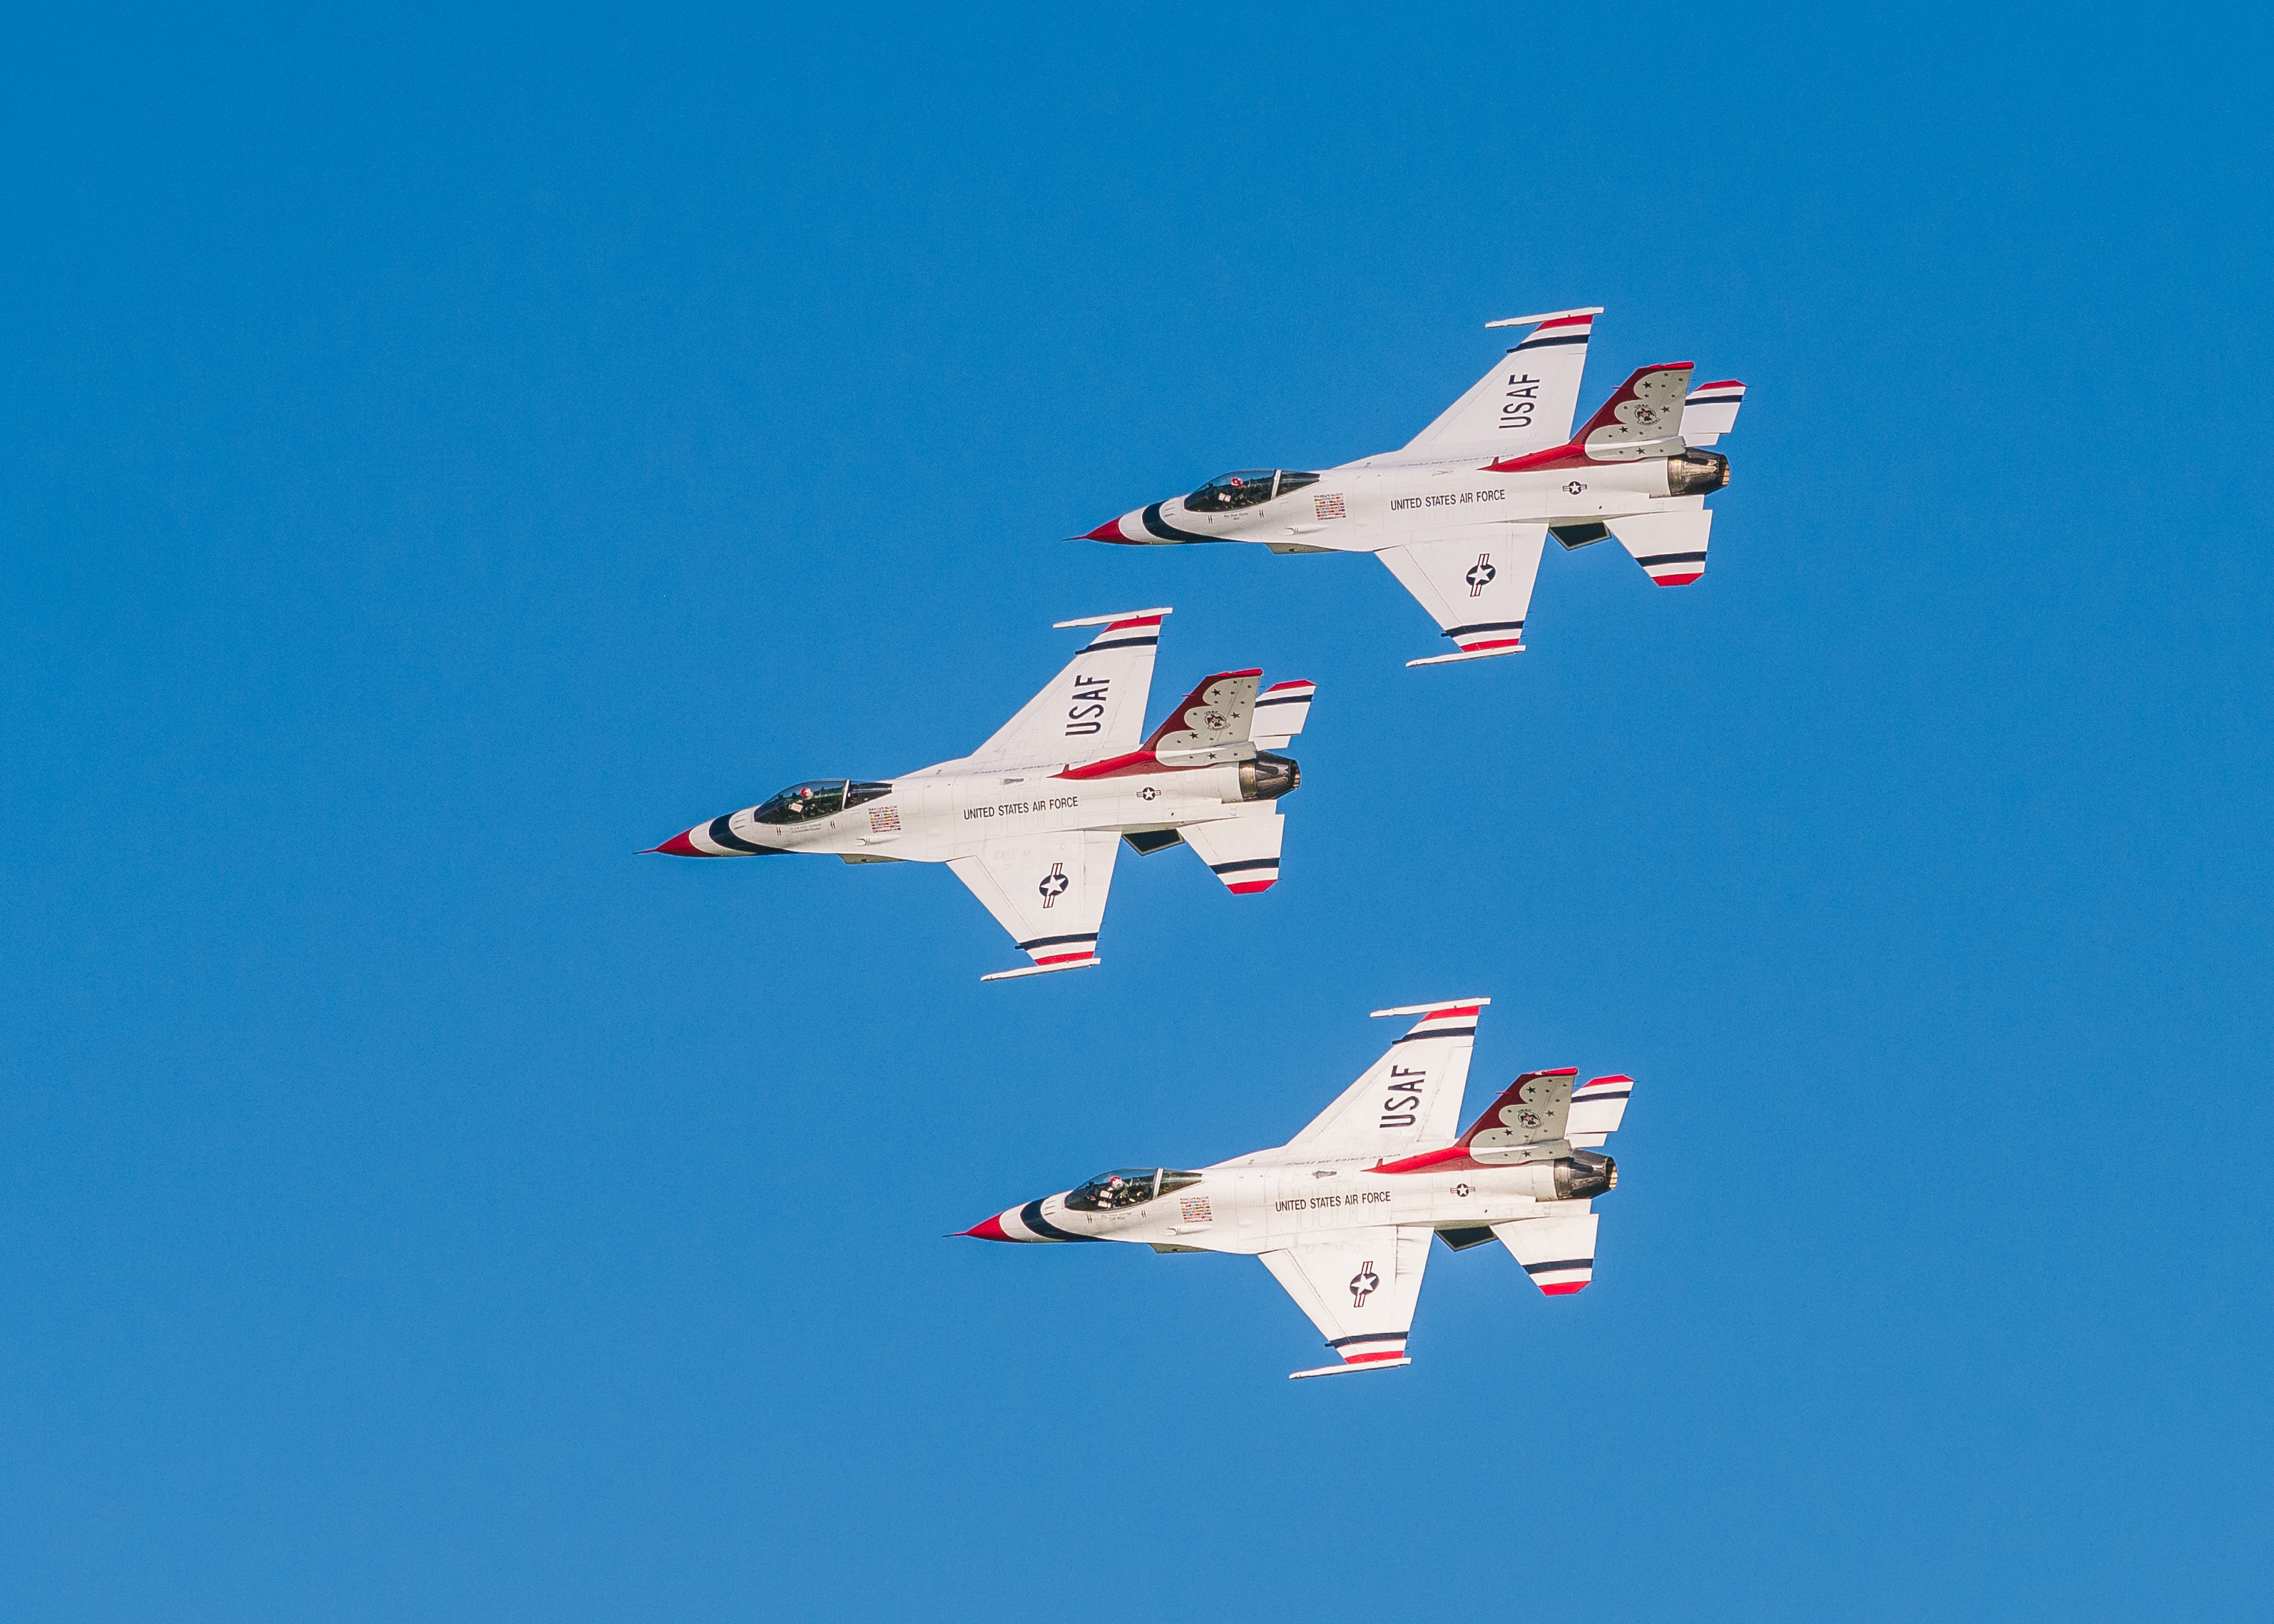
xmin=1084 ymin=516 xmax=1131 ymax=542
xmin=644 ymin=830 xmax=703 ymax=856
xmin=959 ymin=1214 xmax=1012 ymax=1241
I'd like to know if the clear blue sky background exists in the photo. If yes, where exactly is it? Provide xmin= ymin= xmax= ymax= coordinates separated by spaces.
xmin=4 ymin=4 xmax=2268 ymax=1619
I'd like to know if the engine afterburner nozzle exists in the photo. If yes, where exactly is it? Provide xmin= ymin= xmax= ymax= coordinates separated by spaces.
xmin=1554 ymin=1150 xmax=1618 ymax=1201
xmin=1239 ymin=751 xmax=1300 ymax=802
xmin=1666 ymin=449 xmax=1728 ymax=496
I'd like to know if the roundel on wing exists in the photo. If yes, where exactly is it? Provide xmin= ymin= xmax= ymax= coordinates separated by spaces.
xmin=1348 ymin=1262 xmax=1380 ymax=1307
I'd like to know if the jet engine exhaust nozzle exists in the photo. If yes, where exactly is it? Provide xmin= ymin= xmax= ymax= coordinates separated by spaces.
xmin=1554 ymin=1150 xmax=1618 ymax=1201
xmin=1666 ymin=449 xmax=1729 ymax=496
xmin=1238 ymin=752 xmax=1300 ymax=802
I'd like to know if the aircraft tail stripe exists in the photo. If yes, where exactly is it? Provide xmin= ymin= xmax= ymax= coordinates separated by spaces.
xmin=1442 ymin=620 xmax=1526 ymax=638
xmin=1521 ymin=1257 xmax=1595 ymax=1275
xmin=1328 ymin=1332 xmax=1408 ymax=1349
xmin=1511 ymin=332 xmax=1590 ymax=351
xmin=1208 ymin=858 xmax=1279 ymax=874
xmin=1634 ymin=551 xmax=1709 ymax=567
xmin=1083 ymin=634 xmax=1158 ymax=651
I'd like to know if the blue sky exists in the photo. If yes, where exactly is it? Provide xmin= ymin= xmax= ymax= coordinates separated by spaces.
xmin=4 ymin=4 xmax=2269 ymax=1618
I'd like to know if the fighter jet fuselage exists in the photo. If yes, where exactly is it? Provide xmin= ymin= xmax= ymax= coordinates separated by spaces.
xmin=962 ymin=999 xmax=1637 ymax=1377
xmin=1083 ymin=310 xmax=1746 ymax=665
xmin=655 ymin=747 xmax=1297 ymax=867
xmin=1089 ymin=440 xmax=1728 ymax=553
xmin=647 ymin=610 xmax=1317 ymax=979
xmin=969 ymin=1143 xmax=1614 ymax=1252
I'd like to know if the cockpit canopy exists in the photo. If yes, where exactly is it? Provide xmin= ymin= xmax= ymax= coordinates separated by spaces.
xmin=753 ymin=780 xmax=893 ymax=824
xmin=1184 ymin=469 xmax=1321 ymax=512
xmin=1065 ymin=1167 xmax=1204 ymax=1211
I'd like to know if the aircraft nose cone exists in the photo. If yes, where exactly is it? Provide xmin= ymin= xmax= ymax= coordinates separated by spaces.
xmin=645 ymin=829 xmax=703 ymax=856
xmin=1084 ymin=514 xmax=1134 ymax=543
xmin=959 ymin=1213 xmax=1013 ymax=1241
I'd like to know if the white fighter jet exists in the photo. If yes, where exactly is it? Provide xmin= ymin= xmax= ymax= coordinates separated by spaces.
xmin=960 ymin=998 xmax=1635 ymax=1377
xmin=645 ymin=609 xmax=1315 ymax=981
xmin=1082 ymin=307 xmax=1745 ymax=665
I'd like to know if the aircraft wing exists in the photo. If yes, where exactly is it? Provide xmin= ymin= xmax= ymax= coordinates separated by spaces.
xmin=1377 ymin=526 xmax=1550 ymax=666
xmin=1403 ymin=308 xmax=1600 ymax=457
xmin=949 ymin=829 xmax=1121 ymax=981
xmin=1263 ymin=1225 xmax=1434 ymax=1377
xmin=1282 ymin=1000 xmax=1487 ymax=1160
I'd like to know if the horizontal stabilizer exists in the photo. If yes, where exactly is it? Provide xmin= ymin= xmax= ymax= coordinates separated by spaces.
xmin=1607 ymin=509 xmax=1712 ymax=587
xmin=1181 ymin=810 xmax=1284 ymax=894
xmin=1251 ymin=680 xmax=1316 ymax=750
xmin=1493 ymin=1211 xmax=1601 ymax=1295
xmin=1566 ymin=1073 xmax=1633 ymax=1147
xmin=1683 ymin=380 xmax=1746 ymax=446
